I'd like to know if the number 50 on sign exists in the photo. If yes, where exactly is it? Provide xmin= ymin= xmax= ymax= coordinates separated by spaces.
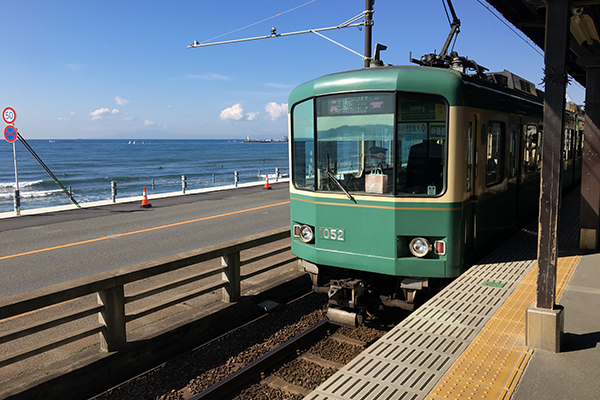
xmin=3 ymin=107 xmax=16 ymax=124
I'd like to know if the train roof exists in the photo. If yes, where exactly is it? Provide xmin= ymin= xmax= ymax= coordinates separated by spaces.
xmin=288 ymin=65 xmax=544 ymax=113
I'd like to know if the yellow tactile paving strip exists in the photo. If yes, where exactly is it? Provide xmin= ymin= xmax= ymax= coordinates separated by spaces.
xmin=426 ymin=255 xmax=580 ymax=400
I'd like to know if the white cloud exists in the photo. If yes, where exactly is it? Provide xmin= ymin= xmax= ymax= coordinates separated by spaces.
xmin=186 ymin=73 xmax=231 ymax=80
xmin=89 ymin=108 xmax=110 ymax=120
xmin=66 ymin=63 xmax=82 ymax=71
xmin=220 ymin=103 xmax=245 ymax=120
xmin=246 ymin=111 xmax=260 ymax=121
xmin=265 ymin=102 xmax=287 ymax=120
xmin=266 ymin=82 xmax=295 ymax=89
xmin=115 ymin=96 xmax=130 ymax=106
xmin=89 ymin=108 xmax=119 ymax=120
xmin=144 ymin=119 xmax=155 ymax=126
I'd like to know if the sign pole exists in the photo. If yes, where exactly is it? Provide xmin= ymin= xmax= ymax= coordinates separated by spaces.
xmin=13 ymin=140 xmax=20 ymax=215
xmin=3 ymin=107 xmax=20 ymax=215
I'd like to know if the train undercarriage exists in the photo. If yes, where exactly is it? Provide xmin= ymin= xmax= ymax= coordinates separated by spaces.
xmin=301 ymin=260 xmax=430 ymax=327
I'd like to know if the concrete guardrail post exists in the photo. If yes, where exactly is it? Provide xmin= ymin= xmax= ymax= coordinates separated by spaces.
xmin=221 ymin=251 xmax=241 ymax=302
xmin=111 ymin=181 xmax=117 ymax=203
xmin=98 ymin=286 xmax=126 ymax=352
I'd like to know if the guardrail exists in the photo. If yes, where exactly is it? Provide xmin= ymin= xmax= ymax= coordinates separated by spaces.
xmin=0 ymin=227 xmax=296 ymax=368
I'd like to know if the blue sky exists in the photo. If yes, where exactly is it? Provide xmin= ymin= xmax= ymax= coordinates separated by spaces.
xmin=0 ymin=0 xmax=586 ymax=140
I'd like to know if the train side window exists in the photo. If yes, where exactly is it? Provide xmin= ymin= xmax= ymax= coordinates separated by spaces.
xmin=467 ymin=122 xmax=472 ymax=192
xmin=291 ymin=99 xmax=315 ymax=190
xmin=509 ymin=124 xmax=518 ymax=178
xmin=486 ymin=121 xmax=505 ymax=186
xmin=563 ymin=128 xmax=573 ymax=162
xmin=522 ymin=124 xmax=539 ymax=175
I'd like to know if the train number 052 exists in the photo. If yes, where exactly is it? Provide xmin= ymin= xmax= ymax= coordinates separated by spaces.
xmin=319 ymin=227 xmax=345 ymax=241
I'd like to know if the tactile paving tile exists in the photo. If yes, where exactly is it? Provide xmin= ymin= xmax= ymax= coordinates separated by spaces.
xmin=307 ymin=254 xmax=536 ymax=399
xmin=307 ymin=189 xmax=583 ymax=400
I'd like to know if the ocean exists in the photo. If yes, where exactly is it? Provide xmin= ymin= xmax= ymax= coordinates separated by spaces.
xmin=0 ymin=139 xmax=289 ymax=213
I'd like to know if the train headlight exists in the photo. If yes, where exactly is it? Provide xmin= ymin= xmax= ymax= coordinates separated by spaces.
xmin=409 ymin=237 xmax=432 ymax=258
xmin=299 ymin=225 xmax=314 ymax=243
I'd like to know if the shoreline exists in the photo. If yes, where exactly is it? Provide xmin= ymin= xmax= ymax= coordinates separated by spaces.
xmin=0 ymin=178 xmax=290 ymax=219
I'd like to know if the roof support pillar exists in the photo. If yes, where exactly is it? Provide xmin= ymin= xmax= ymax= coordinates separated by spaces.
xmin=527 ymin=0 xmax=569 ymax=353
xmin=580 ymin=67 xmax=600 ymax=249
xmin=537 ymin=0 xmax=569 ymax=311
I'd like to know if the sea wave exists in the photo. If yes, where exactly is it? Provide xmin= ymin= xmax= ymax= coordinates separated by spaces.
xmin=0 ymin=180 xmax=44 ymax=188
xmin=0 ymin=189 xmax=61 ymax=200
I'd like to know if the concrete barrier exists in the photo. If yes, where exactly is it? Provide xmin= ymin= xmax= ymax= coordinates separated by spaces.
xmin=0 ymin=226 xmax=309 ymax=399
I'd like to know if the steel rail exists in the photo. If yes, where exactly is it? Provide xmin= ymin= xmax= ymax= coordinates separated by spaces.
xmin=190 ymin=318 xmax=330 ymax=400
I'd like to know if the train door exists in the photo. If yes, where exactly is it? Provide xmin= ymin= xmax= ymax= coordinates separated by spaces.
xmin=464 ymin=115 xmax=478 ymax=259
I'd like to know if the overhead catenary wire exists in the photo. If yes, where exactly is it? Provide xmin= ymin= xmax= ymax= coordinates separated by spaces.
xmin=476 ymin=0 xmax=543 ymax=57
xmin=197 ymin=0 xmax=318 ymax=45
xmin=476 ymin=0 xmax=586 ymax=94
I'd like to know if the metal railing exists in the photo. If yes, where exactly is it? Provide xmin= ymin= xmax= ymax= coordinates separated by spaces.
xmin=0 ymin=227 xmax=296 ymax=368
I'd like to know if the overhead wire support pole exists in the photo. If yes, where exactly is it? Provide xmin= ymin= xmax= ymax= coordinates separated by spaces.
xmin=17 ymin=133 xmax=81 ymax=208
xmin=364 ymin=0 xmax=374 ymax=67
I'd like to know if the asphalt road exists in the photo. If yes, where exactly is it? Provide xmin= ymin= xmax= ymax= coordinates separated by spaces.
xmin=0 ymin=183 xmax=290 ymax=299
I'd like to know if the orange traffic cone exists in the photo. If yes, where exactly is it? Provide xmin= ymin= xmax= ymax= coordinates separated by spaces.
xmin=263 ymin=174 xmax=271 ymax=190
xmin=141 ymin=186 xmax=152 ymax=208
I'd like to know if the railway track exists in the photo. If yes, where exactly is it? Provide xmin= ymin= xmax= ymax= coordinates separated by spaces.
xmin=94 ymin=292 xmax=409 ymax=400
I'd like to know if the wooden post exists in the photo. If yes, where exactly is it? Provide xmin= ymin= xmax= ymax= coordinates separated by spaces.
xmin=222 ymin=252 xmax=241 ymax=302
xmin=98 ymin=285 xmax=126 ymax=352
xmin=580 ymin=67 xmax=600 ymax=249
xmin=537 ymin=0 xmax=569 ymax=311
xmin=527 ymin=0 xmax=569 ymax=353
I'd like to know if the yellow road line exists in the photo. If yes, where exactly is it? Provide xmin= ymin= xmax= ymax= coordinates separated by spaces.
xmin=426 ymin=255 xmax=580 ymax=400
xmin=0 ymin=201 xmax=289 ymax=261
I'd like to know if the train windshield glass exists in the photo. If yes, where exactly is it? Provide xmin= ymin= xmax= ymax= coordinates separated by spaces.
xmin=315 ymin=93 xmax=395 ymax=194
xmin=291 ymin=92 xmax=447 ymax=196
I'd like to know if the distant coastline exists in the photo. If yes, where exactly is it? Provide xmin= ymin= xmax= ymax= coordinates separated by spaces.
xmin=243 ymin=135 xmax=288 ymax=143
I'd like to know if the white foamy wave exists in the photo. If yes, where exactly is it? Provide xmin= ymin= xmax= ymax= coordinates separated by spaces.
xmin=0 ymin=180 xmax=44 ymax=188
xmin=0 ymin=189 xmax=61 ymax=199
xmin=20 ymin=189 xmax=62 ymax=199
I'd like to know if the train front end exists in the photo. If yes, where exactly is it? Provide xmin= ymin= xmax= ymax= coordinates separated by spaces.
xmin=288 ymin=66 xmax=468 ymax=325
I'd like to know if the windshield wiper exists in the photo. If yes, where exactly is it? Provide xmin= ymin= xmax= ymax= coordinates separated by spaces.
xmin=325 ymin=154 xmax=356 ymax=203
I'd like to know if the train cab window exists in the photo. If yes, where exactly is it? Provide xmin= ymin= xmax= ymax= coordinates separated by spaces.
xmin=314 ymin=92 xmax=395 ymax=194
xmin=291 ymin=99 xmax=315 ymax=190
xmin=486 ymin=121 xmax=505 ymax=186
xmin=396 ymin=94 xmax=447 ymax=195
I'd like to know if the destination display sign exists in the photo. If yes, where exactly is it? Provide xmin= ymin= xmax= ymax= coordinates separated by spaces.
xmin=319 ymin=93 xmax=394 ymax=116
xmin=398 ymin=101 xmax=446 ymax=121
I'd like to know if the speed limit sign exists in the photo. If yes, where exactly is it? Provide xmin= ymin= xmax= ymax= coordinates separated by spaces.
xmin=3 ymin=107 xmax=16 ymax=124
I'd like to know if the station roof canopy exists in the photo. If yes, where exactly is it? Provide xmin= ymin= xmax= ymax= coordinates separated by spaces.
xmin=485 ymin=0 xmax=600 ymax=87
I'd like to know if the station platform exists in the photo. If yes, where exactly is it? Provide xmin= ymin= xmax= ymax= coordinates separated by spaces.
xmin=306 ymin=186 xmax=600 ymax=400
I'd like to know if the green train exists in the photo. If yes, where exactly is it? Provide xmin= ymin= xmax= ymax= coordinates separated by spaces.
xmin=288 ymin=64 xmax=583 ymax=326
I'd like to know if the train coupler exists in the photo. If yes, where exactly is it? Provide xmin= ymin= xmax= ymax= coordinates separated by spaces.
xmin=326 ymin=278 xmax=366 ymax=327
